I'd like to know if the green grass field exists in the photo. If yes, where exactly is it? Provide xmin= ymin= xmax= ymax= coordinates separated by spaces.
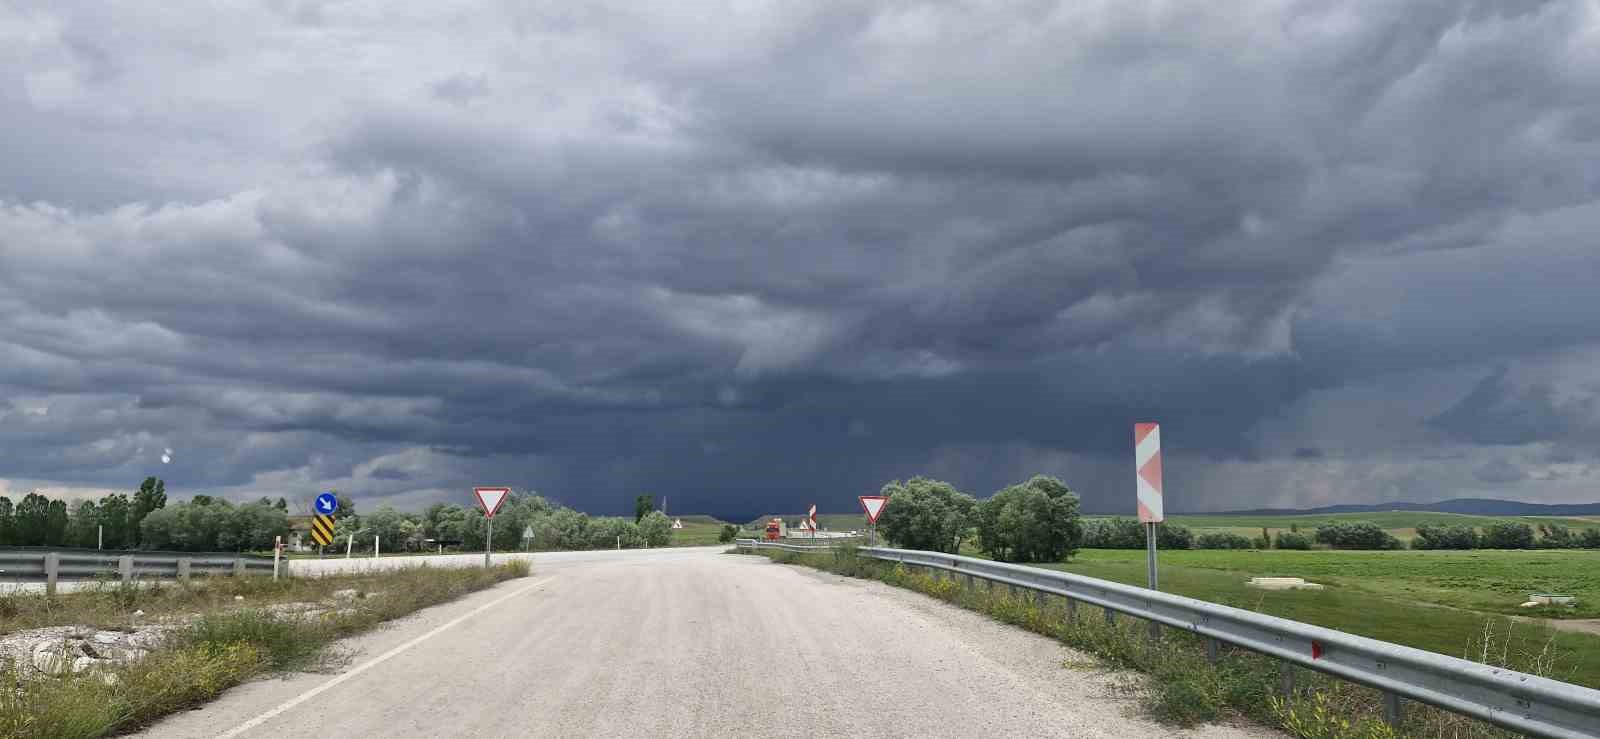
xmin=665 ymin=515 xmax=735 ymax=546
xmin=1040 ymin=548 xmax=1600 ymax=688
xmin=1087 ymin=510 xmax=1600 ymax=544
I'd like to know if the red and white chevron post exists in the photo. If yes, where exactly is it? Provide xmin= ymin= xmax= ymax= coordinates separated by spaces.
xmin=1134 ymin=422 xmax=1163 ymax=523
xmin=808 ymin=504 xmax=818 ymax=536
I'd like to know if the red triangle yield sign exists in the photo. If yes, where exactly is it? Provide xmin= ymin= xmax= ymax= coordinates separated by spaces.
xmin=474 ymin=487 xmax=510 ymax=518
xmin=859 ymin=495 xmax=889 ymax=524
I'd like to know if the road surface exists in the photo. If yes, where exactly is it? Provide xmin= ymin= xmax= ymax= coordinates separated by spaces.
xmin=138 ymin=547 xmax=1271 ymax=738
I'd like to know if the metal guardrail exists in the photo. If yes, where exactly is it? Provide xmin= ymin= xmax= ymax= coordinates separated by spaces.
xmin=0 ymin=548 xmax=276 ymax=593
xmin=735 ymin=540 xmax=1600 ymax=739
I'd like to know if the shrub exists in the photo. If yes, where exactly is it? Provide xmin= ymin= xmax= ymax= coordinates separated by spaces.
xmin=1158 ymin=523 xmax=1194 ymax=550
xmin=639 ymin=511 xmax=673 ymax=547
xmin=1274 ymin=531 xmax=1312 ymax=550
xmin=1412 ymin=524 xmax=1479 ymax=550
xmin=1581 ymin=528 xmax=1600 ymax=549
xmin=1081 ymin=517 xmax=1146 ymax=549
xmin=1481 ymin=522 xmax=1534 ymax=550
xmin=974 ymin=475 xmax=1083 ymax=562
xmin=877 ymin=477 xmax=976 ymax=553
xmin=718 ymin=524 xmax=739 ymax=543
xmin=1313 ymin=522 xmax=1402 ymax=550
xmin=1196 ymin=532 xmax=1254 ymax=550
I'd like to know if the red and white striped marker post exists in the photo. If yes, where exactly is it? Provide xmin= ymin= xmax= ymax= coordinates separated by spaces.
xmin=1135 ymin=423 xmax=1163 ymax=592
xmin=808 ymin=504 xmax=818 ymax=538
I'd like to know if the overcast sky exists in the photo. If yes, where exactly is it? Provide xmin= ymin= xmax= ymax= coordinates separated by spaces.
xmin=2 ymin=1 xmax=1598 ymax=519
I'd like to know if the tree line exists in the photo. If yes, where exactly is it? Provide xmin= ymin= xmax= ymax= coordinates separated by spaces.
xmin=0 ymin=481 xmax=677 ymax=554
xmin=867 ymin=476 xmax=1600 ymax=559
xmin=875 ymin=475 xmax=1085 ymax=563
xmin=0 ymin=478 xmax=295 ymax=552
xmin=326 ymin=491 xmax=674 ymax=553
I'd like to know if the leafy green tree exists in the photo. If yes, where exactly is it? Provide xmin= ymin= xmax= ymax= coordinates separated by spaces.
xmin=44 ymin=499 xmax=69 ymax=546
xmin=274 ymin=497 xmax=288 ymax=511
xmin=588 ymin=517 xmax=645 ymax=549
xmin=333 ymin=492 xmax=357 ymax=521
xmin=639 ymin=510 xmax=673 ymax=547
xmin=634 ymin=494 xmax=654 ymax=523
xmin=1481 ymin=522 xmax=1535 ymax=549
xmin=130 ymin=477 xmax=167 ymax=540
xmin=1580 ymin=528 xmax=1600 ymax=549
xmin=14 ymin=493 xmax=50 ymax=546
xmin=0 ymin=496 xmax=14 ymax=545
xmin=362 ymin=505 xmax=421 ymax=552
xmin=974 ymin=475 xmax=1083 ymax=563
xmin=718 ymin=524 xmax=739 ymax=543
xmin=222 ymin=503 xmax=289 ymax=551
xmin=97 ymin=493 xmax=131 ymax=549
xmin=68 ymin=500 xmax=100 ymax=548
xmin=876 ymin=477 xmax=975 ymax=553
xmin=138 ymin=507 xmax=180 ymax=550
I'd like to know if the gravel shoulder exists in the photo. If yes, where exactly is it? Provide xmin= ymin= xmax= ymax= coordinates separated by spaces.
xmin=135 ymin=548 xmax=1276 ymax=738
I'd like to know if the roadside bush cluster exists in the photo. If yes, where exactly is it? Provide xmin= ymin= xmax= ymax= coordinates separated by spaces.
xmin=1411 ymin=524 xmax=1479 ymax=550
xmin=1195 ymin=532 xmax=1254 ymax=550
xmin=1080 ymin=518 xmax=1195 ymax=550
xmin=1313 ymin=522 xmax=1403 ymax=550
xmin=876 ymin=475 xmax=1087 ymax=563
xmin=1272 ymin=531 xmax=1312 ymax=550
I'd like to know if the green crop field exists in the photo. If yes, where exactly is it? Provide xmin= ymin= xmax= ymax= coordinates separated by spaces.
xmin=1036 ymin=548 xmax=1600 ymax=688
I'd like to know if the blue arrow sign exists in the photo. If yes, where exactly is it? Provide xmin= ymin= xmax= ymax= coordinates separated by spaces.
xmin=315 ymin=492 xmax=339 ymax=515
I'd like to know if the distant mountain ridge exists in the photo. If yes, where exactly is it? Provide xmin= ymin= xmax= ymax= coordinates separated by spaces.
xmin=1176 ymin=497 xmax=1600 ymax=517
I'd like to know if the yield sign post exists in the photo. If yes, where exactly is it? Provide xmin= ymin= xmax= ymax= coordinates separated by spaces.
xmin=474 ymin=487 xmax=511 ymax=568
xmin=859 ymin=495 xmax=888 ymax=546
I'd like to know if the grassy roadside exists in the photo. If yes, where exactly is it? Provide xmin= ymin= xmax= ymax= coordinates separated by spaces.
xmin=743 ymin=546 xmax=1555 ymax=739
xmin=0 ymin=562 xmax=530 ymax=738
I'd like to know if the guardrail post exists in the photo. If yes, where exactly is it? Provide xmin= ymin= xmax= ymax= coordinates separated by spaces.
xmin=1279 ymin=663 xmax=1295 ymax=701
xmin=1103 ymin=606 xmax=1115 ymax=625
xmin=177 ymin=558 xmax=191 ymax=581
xmin=233 ymin=557 xmax=246 ymax=577
xmin=1206 ymin=638 xmax=1219 ymax=664
xmin=1383 ymin=692 xmax=1403 ymax=729
xmin=118 ymin=555 xmax=133 ymax=583
xmin=963 ymin=574 xmax=974 ymax=591
xmin=1066 ymin=598 xmax=1078 ymax=624
xmin=44 ymin=553 xmax=59 ymax=596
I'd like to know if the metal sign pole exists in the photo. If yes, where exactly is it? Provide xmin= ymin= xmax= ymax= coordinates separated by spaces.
xmin=1145 ymin=522 xmax=1158 ymax=590
xmin=273 ymin=535 xmax=282 ymax=580
xmin=485 ymin=515 xmax=493 ymax=568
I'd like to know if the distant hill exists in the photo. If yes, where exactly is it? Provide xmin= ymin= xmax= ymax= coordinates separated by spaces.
xmin=1187 ymin=497 xmax=1600 ymax=517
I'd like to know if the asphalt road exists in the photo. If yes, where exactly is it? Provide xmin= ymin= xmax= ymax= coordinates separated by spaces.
xmin=138 ymin=547 xmax=1271 ymax=738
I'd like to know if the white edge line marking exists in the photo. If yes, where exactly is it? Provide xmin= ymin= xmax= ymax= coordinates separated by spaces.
xmin=217 ymin=576 xmax=552 ymax=739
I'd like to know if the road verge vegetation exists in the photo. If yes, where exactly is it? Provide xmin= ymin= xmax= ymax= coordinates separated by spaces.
xmin=0 ymin=561 xmax=530 ymax=738
xmin=745 ymin=545 xmax=1562 ymax=739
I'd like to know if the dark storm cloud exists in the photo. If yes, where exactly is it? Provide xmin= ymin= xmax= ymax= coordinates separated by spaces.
xmin=1 ymin=1 xmax=1598 ymax=515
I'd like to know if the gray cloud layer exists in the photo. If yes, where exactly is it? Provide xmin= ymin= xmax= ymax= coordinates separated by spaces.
xmin=2 ymin=1 xmax=1598 ymax=516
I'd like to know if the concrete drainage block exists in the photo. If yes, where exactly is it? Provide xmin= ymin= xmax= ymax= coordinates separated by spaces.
xmin=1247 ymin=577 xmax=1325 ymax=591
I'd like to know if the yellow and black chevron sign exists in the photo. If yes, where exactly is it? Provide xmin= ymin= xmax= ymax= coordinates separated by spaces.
xmin=310 ymin=513 xmax=336 ymax=546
